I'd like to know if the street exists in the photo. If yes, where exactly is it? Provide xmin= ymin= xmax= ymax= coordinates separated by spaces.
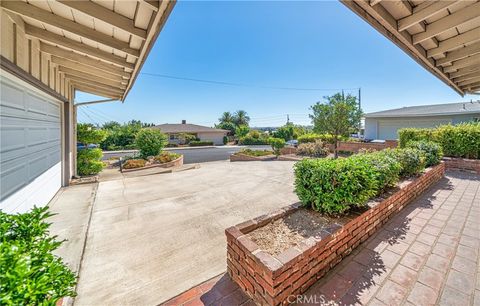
xmin=102 ymin=145 xmax=272 ymax=164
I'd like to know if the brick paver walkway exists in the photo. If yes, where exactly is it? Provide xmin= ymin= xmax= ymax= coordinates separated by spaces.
xmin=162 ymin=171 xmax=480 ymax=306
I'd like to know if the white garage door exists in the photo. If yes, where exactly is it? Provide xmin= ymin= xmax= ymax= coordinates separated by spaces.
xmin=1 ymin=73 xmax=62 ymax=213
xmin=378 ymin=119 xmax=451 ymax=140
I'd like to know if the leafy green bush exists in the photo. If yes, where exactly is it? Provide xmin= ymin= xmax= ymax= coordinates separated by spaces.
xmin=297 ymin=133 xmax=335 ymax=144
xmin=433 ymin=123 xmax=480 ymax=159
xmin=351 ymin=150 xmax=401 ymax=192
xmin=398 ymin=123 xmax=480 ymax=159
xmin=398 ymin=128 xmax=433 ymax=148
xmin=77 ymin=123 xmax=106 ymax=145
xmin=388 ymin=148 xmax=426 ymax=177
xmin=268 ymin=137 xmax=286 ymax=156
xmin=235 ymin=125 xmax=250 ymax=138
xmin=0 ymin=206 xmax=76 ymax=304
xmin=296 ymin=140 xmax=329 ymax=157
xmin=406 ymin=140 xmax=443 ymax=166
xmin=135 ymin=129 xmax=167 ymax=158
xmin=238 ymin=136 xmax=269 ymax=145
xmin=223 ymin=135 xmax=228 ymax=145
xmin=294 ymin=157 xmax=379 ymax=214
xmin=77 ymin=148 xmax=104 ymax=175
xmin=237 ymin=148 xmax=274 ymax=157
xmin=189 ymin=140 xmax=214 ymax=146
xmin=122 ymin=159 xmax=146 ymax=169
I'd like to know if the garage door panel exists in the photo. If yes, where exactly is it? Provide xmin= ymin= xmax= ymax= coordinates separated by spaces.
xmin=1 ymin=73 xmax=62 ymax=213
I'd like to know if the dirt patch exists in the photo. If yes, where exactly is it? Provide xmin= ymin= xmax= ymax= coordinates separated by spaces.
xmin=248 ymin=209 xmax=352 ymax=256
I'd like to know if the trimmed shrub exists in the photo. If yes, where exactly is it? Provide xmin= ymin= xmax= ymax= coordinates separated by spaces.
xmin=223 ymin=135 xmax=228 ymax=145
xmin=189 ymin=140 xmax=214 ymax=146
xmin=406 ymin=140 xmax=443 ymax=166
xmin=398 ymin=128 xmax=433 ymax=148
xmin=123 ymin=159 xmax=146 ymax=169
xmin=350 ymin=151 xmax=401 ymax=192
xmin=239 ymin=136 xmax=269 ymax=145
xmin=390 ymin=148 xmax=426 ymax=177
xmin=135 ymin=129 xmax=167 ymax=158
xmin=297 ymin=140 xmax=329 ymax=157
xmin=237 ymin=148 xmax=273 ymax=157
xmin=294 ymin=157 xmax=379 ymax=214
xmin=433 ymin=123 xmax=480 ymax=159
xmin=77 ymin=148 xmax=104 ymax=175
xmin=398 ymin=123 xmax=480 ymax=159
xmin=154 ymin=152 xmax=181 ymax=163
xmin=0 ymin=206 xmax=76 ymax=304
xmin=268 ymin=137 xmax=286 ymax=156
xmin=297 ymin=133 xmax=334 ymax=144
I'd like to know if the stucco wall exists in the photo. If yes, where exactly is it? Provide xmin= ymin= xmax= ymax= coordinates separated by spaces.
xmin=364 ymin=114 xmax=479 ymax=140
xmin=197 ymin=132 xmax=226 ymax=145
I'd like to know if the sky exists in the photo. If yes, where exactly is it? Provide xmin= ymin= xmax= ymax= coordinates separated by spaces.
xmin=76 ymin=1 xmax=478 ymax=127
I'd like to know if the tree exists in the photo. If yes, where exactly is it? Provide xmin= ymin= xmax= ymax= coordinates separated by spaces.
xmin=235 ymin=125 xmax=250 ymax=138
xmin=102 ymin=121 xmax=121 ymax=130
xmin=219 ymin=111 xmax=234 ymax=124
xmin=268 ymin=137 xmax=286 ymax=156
xmin=77 ymin=123 xmax=106 ymax=146
xmin=310 ymin=93 xmax=363 ymax=158
xmin=233 ymin=110 xmax=250 ymax=126
xmin=215 ymin=121 xmax=236 ymax=135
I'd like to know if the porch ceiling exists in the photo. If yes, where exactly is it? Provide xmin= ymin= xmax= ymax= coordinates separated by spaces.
xmin=0 ymin=0 xmax=175 ymax=101
xmin=341 ymin=0 xmax=480 ymax=96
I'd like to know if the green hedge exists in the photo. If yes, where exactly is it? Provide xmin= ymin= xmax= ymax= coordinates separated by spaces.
xmin=406 ymin=141 xmax=443 ymax=167
xmin=398 ymin=123 xmax=480 ymax=159
xmin=294 ymin=146 xmax=433 ymax=215
xmin=190 ymin=140 xmax=214 ymax=146
xmin=238 ymin=136 xmax=269 ymax=145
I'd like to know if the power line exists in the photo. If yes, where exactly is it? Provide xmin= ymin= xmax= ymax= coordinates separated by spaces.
xmin=140 ymin=72 xmax=359 ymax=92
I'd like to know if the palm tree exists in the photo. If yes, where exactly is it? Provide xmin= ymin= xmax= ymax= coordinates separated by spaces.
xmin=219 ymin=111 xmax=234 ymax=124
xmin=234 ymin=110 xmax=250 ymax=126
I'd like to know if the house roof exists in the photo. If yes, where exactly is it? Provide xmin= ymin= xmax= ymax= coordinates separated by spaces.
xmin=0 ymin=0 xmax=175 ymax=101
xmin=365 ymin=101 xmax=480 ymax=118
xmin=152 ymin=123 xmax=230 ymax=134
xmin=341 ymin=0 xmax=480 ymax=96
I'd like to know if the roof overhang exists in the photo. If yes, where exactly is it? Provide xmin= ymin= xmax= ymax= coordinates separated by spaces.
xmin=1 ymin=0 xmax=175 ymax=101
xmin=341 ymin=0 xmax=480 ymax=96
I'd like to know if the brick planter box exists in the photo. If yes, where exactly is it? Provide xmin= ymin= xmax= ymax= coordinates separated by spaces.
xmin=121 ymin=155 xmax=183 ymax=172
xmin=230 ymin=154 xmax=277 ymax=162
xmin=226 ymin=163 xmax=445 ymax=305
xmin=443 ymin=157 xmax=480 ymax=174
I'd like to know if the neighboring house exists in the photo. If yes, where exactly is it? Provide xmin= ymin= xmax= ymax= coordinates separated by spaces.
xmin=152 ymin=120 xmax=229 ymax=145
xmin=365 ymin=101 xmax=480 ymax=140
xmin=0 ymin=1 xmax=174 ymax=213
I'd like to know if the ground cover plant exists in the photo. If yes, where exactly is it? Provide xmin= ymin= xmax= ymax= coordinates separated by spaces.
xmin=398 ymin=123 xmax=480 ymax=159
xmin=122 ymin=159 xmax=147 ymax=169
xmin=294 ymin=144 xmax=437 ymax=215
xmin=154 ymin=152 xmax=181 ymax=163
xmin=0 ymin=206 xmax=77 ymax=305
xmin=236 ymin=148 xmax=274 ymax=157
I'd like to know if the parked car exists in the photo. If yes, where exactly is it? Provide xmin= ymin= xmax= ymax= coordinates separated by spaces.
xmin=77 ymin=142 xmax=99 ymax=150
xmin=286 ymin=139 xmax=298 ymax=147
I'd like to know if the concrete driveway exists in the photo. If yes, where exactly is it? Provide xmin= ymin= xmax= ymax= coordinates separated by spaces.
xmin=56 ymin=160 xmax=298 ymax=305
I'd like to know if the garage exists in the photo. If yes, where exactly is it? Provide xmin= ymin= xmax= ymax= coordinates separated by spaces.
xmin=1 ymin=72 xmax=62 ymax=213
xmin=377 ymin=118 xmax=451 ymax=140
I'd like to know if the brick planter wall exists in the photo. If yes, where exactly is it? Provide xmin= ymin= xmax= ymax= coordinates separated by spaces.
xmin=336 ymin=140 xmax=398 ymax=153
xmin=121 ymin=155 xmax=183 ymax=172
xmin=230 ymin=154 xmax=277 ymax=162
xmin=226 ymin=163 xmax=445 ymax=305
xmin=443 ymin=157 xmax=480 ymax=174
